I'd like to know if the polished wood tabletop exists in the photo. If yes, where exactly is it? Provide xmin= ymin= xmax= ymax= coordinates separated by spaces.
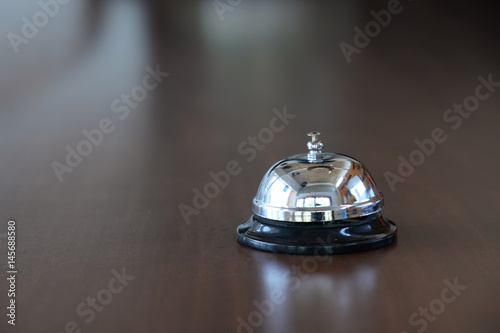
xmin=1 ymin=1 xmax=499 ymax=332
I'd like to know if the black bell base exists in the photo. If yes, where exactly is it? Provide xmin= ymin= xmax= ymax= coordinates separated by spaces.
xmin=237 ymin=213 xmax=397 ymax=255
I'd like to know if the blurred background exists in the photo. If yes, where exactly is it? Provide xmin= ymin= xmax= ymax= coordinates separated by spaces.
xmin=1 ymin=0 xmax=500 ymax=174
xmin=1 ymin=0 xmax=500 ymax=332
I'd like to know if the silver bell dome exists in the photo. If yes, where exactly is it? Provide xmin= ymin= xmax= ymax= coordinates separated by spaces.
xmin=252 ymin=132 xmax=384 ymax=222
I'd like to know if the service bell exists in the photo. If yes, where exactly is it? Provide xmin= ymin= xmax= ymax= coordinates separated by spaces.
xmin=237 ymin=131 xmax=397 ymax=254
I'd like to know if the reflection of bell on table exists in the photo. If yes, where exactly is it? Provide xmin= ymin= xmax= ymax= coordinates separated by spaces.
xmin=237 ymin=131 xmax=397 ymax=255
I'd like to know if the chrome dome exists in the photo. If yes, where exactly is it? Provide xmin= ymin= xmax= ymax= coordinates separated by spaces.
xmin=252 ymin=132 xmax=383 ymax=222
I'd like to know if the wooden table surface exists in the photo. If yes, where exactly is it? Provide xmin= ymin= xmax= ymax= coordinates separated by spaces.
xmin=1 ymin=1 xmax=499 ymax=332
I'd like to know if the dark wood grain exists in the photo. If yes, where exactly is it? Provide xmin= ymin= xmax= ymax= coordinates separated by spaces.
xmin=1 ymin=1 xmax=499 ymax=332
